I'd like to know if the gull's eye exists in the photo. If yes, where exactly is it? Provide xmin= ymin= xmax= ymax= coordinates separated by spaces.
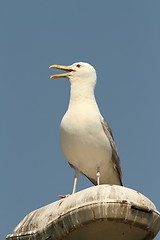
xmin=76 ymin=64 xmax=81 ymax=68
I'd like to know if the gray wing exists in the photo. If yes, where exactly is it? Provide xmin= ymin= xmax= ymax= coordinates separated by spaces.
xmin=101 ymin=118 xmax=123 ymax=186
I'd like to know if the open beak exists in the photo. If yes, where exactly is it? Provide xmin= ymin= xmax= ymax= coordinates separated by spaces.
xmin=49 ymin=64 xmax=75 ymax=79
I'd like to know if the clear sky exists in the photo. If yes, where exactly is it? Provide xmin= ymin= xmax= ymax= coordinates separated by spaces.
xmin=1 ymin=1 xmax=160 ymax=239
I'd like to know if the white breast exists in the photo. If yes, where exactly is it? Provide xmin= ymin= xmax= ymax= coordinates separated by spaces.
xmin=60 ymin=105 xmax=118 ymax=184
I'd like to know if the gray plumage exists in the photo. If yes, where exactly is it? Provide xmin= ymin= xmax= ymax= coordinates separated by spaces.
xmin=101 ymin=119 xmax=123 ymax=186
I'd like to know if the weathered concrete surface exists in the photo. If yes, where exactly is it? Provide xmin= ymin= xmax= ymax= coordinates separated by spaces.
xmin=6 ymin=185 xmax=160 ymax=240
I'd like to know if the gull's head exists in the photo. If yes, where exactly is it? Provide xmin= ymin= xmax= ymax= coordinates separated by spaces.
xmin=49 ymin=62 xmax=97 ymax=87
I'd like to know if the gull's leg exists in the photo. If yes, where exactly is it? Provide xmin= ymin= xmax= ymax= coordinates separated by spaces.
xmin=58 ymin=170 xmax=79 ymax=198
xmin=72 ymin=170 xmax=79 ymax=194
xmin=96 ymin=166 xmax=100 ymax=185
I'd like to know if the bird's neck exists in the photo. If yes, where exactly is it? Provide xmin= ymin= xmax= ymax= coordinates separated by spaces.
xmin=70 ymin=82 xmax=95 ymax=101
xmin=68 ymin=82 xmax=98 ymax=110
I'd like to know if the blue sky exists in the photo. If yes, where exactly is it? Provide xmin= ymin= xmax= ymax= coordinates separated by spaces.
xmin=1 ymin=1 xmax=160 ymax=239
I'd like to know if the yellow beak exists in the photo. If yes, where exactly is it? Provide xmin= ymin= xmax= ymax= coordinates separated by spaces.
xmin=49 ymin=64 xmax=75 ymax=79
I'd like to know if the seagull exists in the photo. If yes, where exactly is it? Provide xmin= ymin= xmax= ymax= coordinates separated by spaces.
xmin=49 ymin=62 xmax=123 ymax=195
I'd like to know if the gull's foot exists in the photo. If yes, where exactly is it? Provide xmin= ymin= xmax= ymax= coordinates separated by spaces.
xmin=57 ymin=194 xmax=70 ymax=198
